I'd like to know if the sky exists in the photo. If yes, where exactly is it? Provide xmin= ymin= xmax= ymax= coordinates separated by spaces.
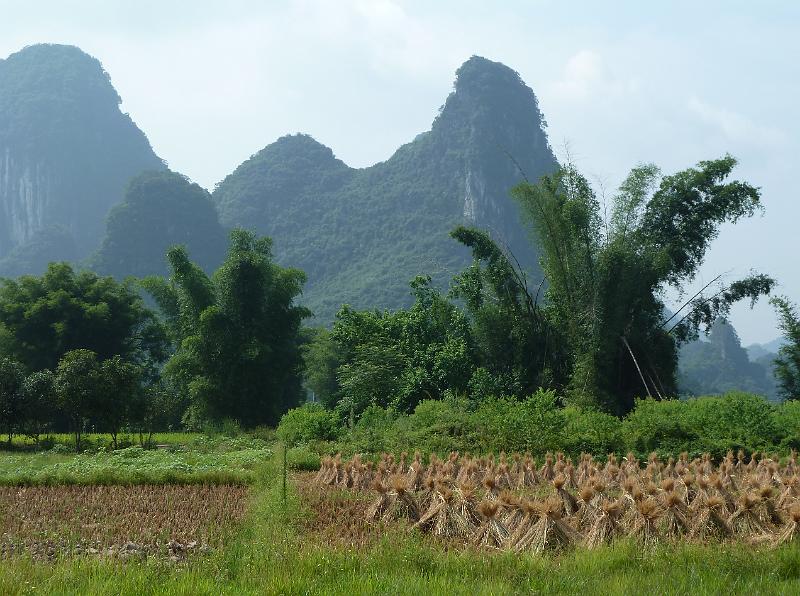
xmin=1 ymin=0 xmax=797 ymax=344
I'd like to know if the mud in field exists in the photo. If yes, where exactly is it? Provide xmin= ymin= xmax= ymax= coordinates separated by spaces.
xmin=0 ymin=485 xmax=249 ymax=561
xmin=294 ymin=472 xmax=406 ymax=549
xmin=294 ymin=472 xmax=462 ymax=551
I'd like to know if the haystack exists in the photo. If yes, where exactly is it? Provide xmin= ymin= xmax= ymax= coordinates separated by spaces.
xmin=473 ymin=501 xmax=509 ymax=549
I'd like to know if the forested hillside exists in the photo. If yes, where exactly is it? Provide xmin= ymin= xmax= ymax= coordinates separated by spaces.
xmin=0 ymin=44 xmax=164 ymax=275
xmin=213 ymin=56 xmax=557 ymax=322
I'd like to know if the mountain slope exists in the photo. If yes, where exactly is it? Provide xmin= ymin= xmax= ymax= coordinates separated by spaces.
xmin=0 ymin=44 xmax=164 ymax=272
xmin=214 ymin=56 xmax=557 ymax=322
xmin=93 ymin=170 xmax=228 ymax=278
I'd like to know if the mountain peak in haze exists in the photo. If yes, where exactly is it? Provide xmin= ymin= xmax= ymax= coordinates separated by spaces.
xmin=0 ymin=43 xmax=163 ymax=270
xmin=213 ymin=56 xmax=558 ymax=322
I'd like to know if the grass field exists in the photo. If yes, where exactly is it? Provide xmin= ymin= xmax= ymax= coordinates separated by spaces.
xmin=0 ymin=435 xmax=273 ymax=485
xmin=1 ymin=444 xmax=799 ymax=594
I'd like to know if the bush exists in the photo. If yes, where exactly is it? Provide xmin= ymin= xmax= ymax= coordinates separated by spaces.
xmin=622 ymin=399 xmax=700 ymax=458
xmin=622 ymin=393 xmax=783 ymax=459
xmin=774 ymin=400 xmax=800 ymax=451
xmin=561 ymin=407 xmax=624 ymax=456
xmin=475 ymin=390 xmax=565 ymax=454
xmin=391 ymin=398 xmax=479 ymax=454
xmin=276 ymin=403 xmax=342 ymax=446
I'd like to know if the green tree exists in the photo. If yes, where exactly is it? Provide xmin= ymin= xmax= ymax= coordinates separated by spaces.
xmin=97 ymin=355 xmax=142 ymax=449
xmin=54 ymin=349 xmax=102 ymax=451
xmin=301 ymin=327 xmax=342 ymax=408
xmin=144 ymin=229 xmax=309 ymax=427
xmin=449 ymin=227 xmax=568 ymax=399
xmin=0 ymin=262 xmax=168 ymax=372
xmin=771 ymin=296 xmax=800 ymax=400
xmin=331 ymin=276 xmax=474 ymax=417
xmin=94 ymin=170 xmax=227 ymax=279
xmin=0 ymin=357 xmax=26 ymax=445
xmin=511 ymin=155 xmax=774 ymax=414
xmin=19 ymin=369 xmax=55 ymax=444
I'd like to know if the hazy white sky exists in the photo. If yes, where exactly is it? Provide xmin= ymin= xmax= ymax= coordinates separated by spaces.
xmin=1 ymin=0 xmax=797 ymax=344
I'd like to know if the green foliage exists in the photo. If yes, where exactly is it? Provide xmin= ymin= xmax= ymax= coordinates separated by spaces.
xmin=0 ymin=440 xmax=272 ymax=485
xmin=474 ymin=391 xmax=565 ymax=454
xmin=147 ymin=230 xmax=309 ymax=427
xmin=19 ymin=368 xmax=56 ymax=443
xmin=301 ymin=327 xmax=342 ymax=408
xmin=622 ymin=393 xmax=782 ymax=458
xmin=561 ymin=406 xmax=625 ymax=456
xmin=0 ymin=262 xmax=168 ymax=371
xmin=54 ymin=350 xmax=104 ymax=451
xmin=330 ymin=277 xmax=474 ymax=416
xmin=213 ymin=56 xmax=556 ymax=324
xmin=276 ymin=403 xmax=341 ymax=446
xmin=0 ymin=44 xmax=164 ymax=263
xmin=512 ymin=156 xmax=774 ymax=414
xmin=323 ymin=391 xmax=795 ymax=460
xmin=773 ymin=400 xmax=800 ymax=450
xmin=93 ymin=170 xmax=227 ymax=279
xmin=0 ymin=357 xmax=26 ymax=443
xmin=771 ymin=296 xmax=800 ymax=400
xmin=450 ymin=227 xmax=567 ymax=398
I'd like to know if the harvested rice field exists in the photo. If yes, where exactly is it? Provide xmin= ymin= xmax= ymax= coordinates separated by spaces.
xmin=2 ymin=447 xmax=800 ymax=595
xmin=313 ymin=450 xmax=800 ymax=551
xmin=0 ymin=485 xmax=249 ymax=561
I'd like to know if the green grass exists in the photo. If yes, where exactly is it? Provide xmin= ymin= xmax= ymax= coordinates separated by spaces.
xmin=0 ymin=436 xmax=273 ymax=485
xmin=1 ymin=447 xmax=799 ymax=594
xmin=6 ymin=432 xmax=203 ymax=451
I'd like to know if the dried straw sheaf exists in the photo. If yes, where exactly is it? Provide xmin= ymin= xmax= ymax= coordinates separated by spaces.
xmin=320 ymin=449 xmax=800 ymax=551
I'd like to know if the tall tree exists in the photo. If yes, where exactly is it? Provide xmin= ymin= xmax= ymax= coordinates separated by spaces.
xmin=449 ymin=227 xmax=568 ymax=399
xmin=19 ymin=369 xmax=56 ymax=444
xmin=0 ymin=263 xmax=168 ymax=372
xmin=511 ymin=155 xmax=774 ymax=414
xmin=54 ymin=349 xmax=103 ymax=451
xmin=0 ymin=357 xmax=25 ymax=445
xmin=331 ymin=276 xmax=474 ymax=416
xmin=771 ymin=296 xmax=800 ymax=400
xmin=144 ymin=230 xmax=309 ymax=427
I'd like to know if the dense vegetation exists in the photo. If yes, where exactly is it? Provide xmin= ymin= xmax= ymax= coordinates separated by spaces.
xmin=303 ymin=156 xmax=777 ymax=424
xmin=93 ymin=170 xmax=228 ymax=278
xmin=279 ymin=391 xmax=800 ymax=459
xmin=0 ymin=231 xmax=308 ymax=448
xmin=0 ymin=44 xmax=164 ymax=272
xmin=213 ymin=56 xmax=557 ymax=323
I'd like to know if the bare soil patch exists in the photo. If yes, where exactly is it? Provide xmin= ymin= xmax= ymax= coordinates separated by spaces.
xmin=0 ymin=484 xmax=249 ymax=561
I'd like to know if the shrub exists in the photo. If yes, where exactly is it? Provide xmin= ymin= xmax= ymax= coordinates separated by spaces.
xmin=276 ymin=403 xmax=342 ymax=446
xmin=475 ymin=390 xmax=564 ymax=454
xmin=391 ymin=398 xmax=479 ymax=454
xmin=623 ymin=393 xmax=782 ymax=458
xmin=621 ymin=398 xmax=700 ymax=458
xmin=561 ymin=407 xmax=624 ymax=456
xmin=773 ymin=400 xmax=800 ymax=451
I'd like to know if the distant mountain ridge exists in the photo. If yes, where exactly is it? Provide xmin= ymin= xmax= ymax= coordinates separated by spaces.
xmin=213 ymin=56 xmax=557 ymax=321
xmin=0 ymin=48 xmax=557 ymax=324
xmin=0 ymin=44 xmax=164 ymax=275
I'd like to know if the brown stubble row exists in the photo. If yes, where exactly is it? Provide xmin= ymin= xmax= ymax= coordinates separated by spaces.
xmin=313 ymin=450 xmax=800 ymax=552
xmin=0 ymin=485 xmax=249 ymax=560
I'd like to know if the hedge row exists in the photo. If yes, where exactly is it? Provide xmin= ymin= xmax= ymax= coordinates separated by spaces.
xmin=277 ymin=391 xmax=800 ymax=459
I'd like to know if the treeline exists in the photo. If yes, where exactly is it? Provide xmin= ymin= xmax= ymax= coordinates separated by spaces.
xmin=0 ymin=230 xmax=308 ymax=449
xmin=2 ymin=154 xmax=800 ymax=451
xmin=306 ymin=156 xmax=800 ymax=420
xmin=278 ymin=391 xmax=800 ymax=459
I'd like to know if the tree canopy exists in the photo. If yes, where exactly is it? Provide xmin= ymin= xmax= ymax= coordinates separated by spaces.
xmin=144 ymin=229 xmax=309 ymax=427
